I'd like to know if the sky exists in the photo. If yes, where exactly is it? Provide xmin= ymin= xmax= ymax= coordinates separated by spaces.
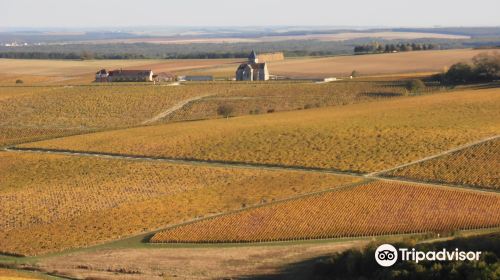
xmin=2 ymin=0 xmax=500 ymax=28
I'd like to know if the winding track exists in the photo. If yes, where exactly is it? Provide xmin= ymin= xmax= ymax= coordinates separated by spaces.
xmin=141 ymin=94 xmax=212 ymax=125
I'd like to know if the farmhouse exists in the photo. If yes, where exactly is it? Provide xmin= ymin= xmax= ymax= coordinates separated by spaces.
xmin=236 ymin=51 xmax=270 ymax=81
xmin=95 ymin=69 xmax=154 ymax=82
xmin=95 ymin=69 xmax=109 ymax=82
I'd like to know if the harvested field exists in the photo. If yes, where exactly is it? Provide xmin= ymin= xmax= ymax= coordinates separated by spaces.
xmin=384 ymin=138 xmax=500 ymax=190
xmin=35 ymin=240 xmax=367 ymax=280
xmin=91 ymin=31 xmax=469 ymax=44
xmin=0 ymin=58 xmax=239 ymax=84
xmin=189 ymin=49 xmax=490 ymax=78
xmin=269 ymin=49 xmax=490 ymax=78
xmin=0 ymin=152 xmax=358 ymax=255
xmin=0 ymin=74 xmax=55 ymax=86
xmin=151 ymin=181 xmax=500 ymax=243
xmin=23 ymin=88 xmax=500 ymax=173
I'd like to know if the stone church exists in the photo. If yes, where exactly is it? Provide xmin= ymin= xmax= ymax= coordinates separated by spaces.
xmin=236 ymin=51 xmax=270 ymax=81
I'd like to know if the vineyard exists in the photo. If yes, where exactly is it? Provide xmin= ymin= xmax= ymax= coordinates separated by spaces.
xmin=0 ymin=85 xmax=213 ymax=129
xmin=22 ymin=88 xmax=500 ymax=173
xmin=0 ymin=126 xmax=86 ymax=147
xmin=384 ymin=138 xmax=500 ymax=190
xmin=0 ymin=82 xmax=412 ymax=126
xmin=150 ymin=181 xmax=500 ymax=243
xmin=164 ymin=81 xmax=413 ymax=122
xmin=0 ymin=152 xmax=358 ymax=255
xmin=0 ymin=82 xmax=411 ymax=146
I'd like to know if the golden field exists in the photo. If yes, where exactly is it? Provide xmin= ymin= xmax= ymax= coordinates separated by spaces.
xmin=0 ymin=58 xmax=239 ymax=84
xmin=0 ymin=49 xmax=489 ymax=84
xmin=0 ymin=269 xmax=41 ymax=280
xmin=186 ymin=49 xmax=491 ymax=78
xmin=0 ymin=152 xmax=359 ymax=255
xmin=0 ymin=85 xmax=210 ymax=129
xmin=0 ymin=127 xmax=84 ymax=148
xmin=151 ymin=181 xmax=500 ymax=243
xmin=164 ymin=81 xmax=411 ymax=122
xmin=95 ymin=31 xmax=469 ymax=44
xmin=23 ymin=88 xmax=500 ymax=173
xmin=0 ymin=81 xmax=411 ymax=146
xmin=386 ymin=138 xmax=500 ymax=190
xmin=0 ymin=84 xmax=215 ymax=146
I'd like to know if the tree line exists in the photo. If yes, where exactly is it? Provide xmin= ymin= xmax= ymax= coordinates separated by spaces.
xmin=436 ymin=52 xmax=500 ymax=84
xmin=0 ymin=50 xmax=349 ymax=60
xmin=354 ymin=43 xmax=439 ymax=54
xmin=281 ymin=233 xmax=500 ymax=280
xmin=0 ymin=51 xmax=148 ymax=60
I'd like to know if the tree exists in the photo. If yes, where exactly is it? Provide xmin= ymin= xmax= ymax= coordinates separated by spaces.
xmin=15 ymin=79 xmax=23 ymax=84
xmin=351 ymin=70 xmax=359 ymax=78
xmin=81 ymin=51 xmax=94 ymax=60
xmin=217 ymin=104 xmax=234 ymax=119
xmin=472 ymin=52 xmax=500 ymax=81
xmin=406 ymin=79 xmax=426 ymax=93
xmin=444 ymin=63 xmax=475 ymax=84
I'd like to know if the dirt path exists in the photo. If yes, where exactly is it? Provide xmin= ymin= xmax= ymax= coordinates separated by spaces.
xmin=141 ymin=94 xmax=211 ymax=125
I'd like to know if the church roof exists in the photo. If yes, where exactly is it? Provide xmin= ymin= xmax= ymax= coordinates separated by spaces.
xmin=237 ymin=62 xmax=266 ymax=70
xmin=249 ymin=50 xmax=257 ymax=60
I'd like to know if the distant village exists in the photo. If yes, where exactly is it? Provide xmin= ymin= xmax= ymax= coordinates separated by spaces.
xmin=95 ymin=51 xmax=284 ymax=83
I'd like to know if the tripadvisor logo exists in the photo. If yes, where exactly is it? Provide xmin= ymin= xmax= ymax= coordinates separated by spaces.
xmin=375 ymin=244 xmax=482 ymax=267
xmin=375 ymin=244 xmax=398 ymax=267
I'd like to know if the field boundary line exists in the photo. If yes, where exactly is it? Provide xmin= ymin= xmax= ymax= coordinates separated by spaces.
xmin=3 ymin=146 xmax=366 ymax=178
xmin=150 ymin=226 xmax=500 ymax=246
xmin=141 ymin=94 xmax=213 ymax=125
xmin=372 ymin=176 xmax=500 ymax=195
xmin=365 ymin=135 xmax=500 ymax=177
xmin=148 ymin=179 xmax=373 ymax=238
xmin=4 ymin=146 xmax=500 ymax=195
xmin=0 ymin=179 xmax=372 ymax=259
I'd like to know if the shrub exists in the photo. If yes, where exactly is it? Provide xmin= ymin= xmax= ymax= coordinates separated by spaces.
xmin=217 ymin=104 xmax=234 ymax=119
xmin=405 ymin=79 xmax=426 ymax=94
xmin=250 ymin=109 xmax=260 ymax=115
xmin=15 ymin=79 xmax=23 ymax=84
